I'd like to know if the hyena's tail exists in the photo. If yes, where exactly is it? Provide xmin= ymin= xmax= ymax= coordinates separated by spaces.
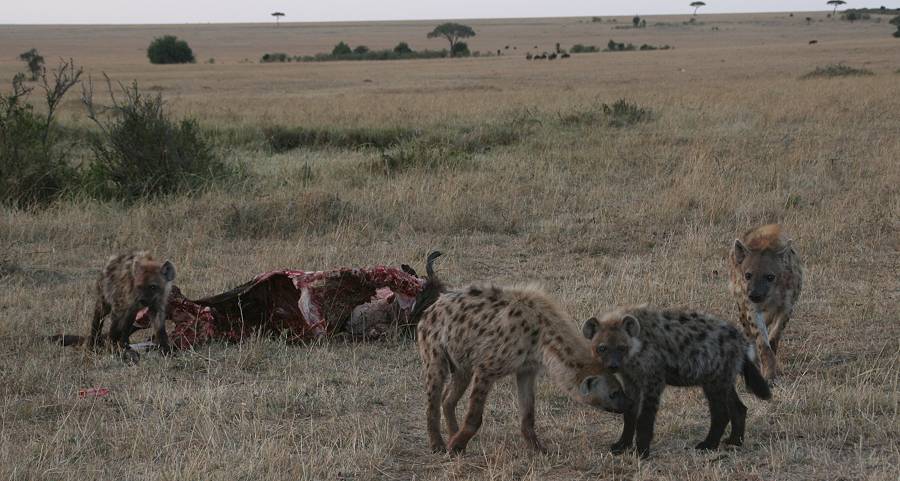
xmin=743 ymin=351 xmax=772 ymax=400
xmin=47 ymin=334 xmax=87 ymax=347
xmin=409 ymin=251 xmax=444 ymax=326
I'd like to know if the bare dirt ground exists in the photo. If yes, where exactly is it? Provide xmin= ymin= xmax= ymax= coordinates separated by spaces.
xmin=1 ymin=12 xmax=898 ymax=481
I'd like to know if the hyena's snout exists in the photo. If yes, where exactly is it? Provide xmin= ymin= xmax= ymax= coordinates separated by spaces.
xmin=580 ymin=375 xmax=631 ymax=414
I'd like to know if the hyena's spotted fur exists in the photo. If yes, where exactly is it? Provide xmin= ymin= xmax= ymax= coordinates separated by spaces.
xmin=89 ymin=251 xmax=176 ymax=358
xmin=413 ymin=253 xmax=627 ymax=454
xmin=582 ymin=306 xmax=771 ymax=458
xmin=728 ymin=224 xmax=803 ymax=380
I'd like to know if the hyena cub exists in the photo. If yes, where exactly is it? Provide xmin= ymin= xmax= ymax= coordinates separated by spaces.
xmin=89 ymin=251 xmax=176 ymax=357
xmin=414 ymin=252 xmax=628 ymax=454
xmin=729 ymin=224 xmax=803 ymax=381
xmin=581 ymin=306 xmax=771 ymax=458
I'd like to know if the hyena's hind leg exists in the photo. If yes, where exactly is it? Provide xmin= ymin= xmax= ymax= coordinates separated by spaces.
xmin=447 ymin=370 xmax=498 ymax=454
xmin=424 ymin=351 xmax=450 ymax=453
xmin=442 ymin=369 xmax=472 ymax=437
xmin=88 ymin=297 xmax=111 ymax=350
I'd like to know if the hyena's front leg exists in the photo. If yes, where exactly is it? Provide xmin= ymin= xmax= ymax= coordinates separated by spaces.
xmin=151 ymin=308 xmax=171 ymax=354
xmin=88 ymin=297 xmax=111 ymax=350
xmin=108 ymin=304 xmax=141 ymax=350
xmin=611 ymin=405 xmax=637 ymax=454
xmin=767 ymin=311 xmax=791 ymax=354
xmin=752 ymin=311 xmax=778 ymax=381
xmin=634 ymin=384 xmax=663 ymax=459
xmin=516 ymin=368 xmax=546 ymax=453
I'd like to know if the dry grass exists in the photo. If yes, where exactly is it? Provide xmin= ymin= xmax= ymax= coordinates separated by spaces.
xmin=1 ymin=12 xmax=899 ymax=481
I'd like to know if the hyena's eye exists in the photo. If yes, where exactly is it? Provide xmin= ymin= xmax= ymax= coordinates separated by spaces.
xmin=765 ymin=274 xmax=776 ymax=282
xmin=596 ymin=345 xmax=607 ymax=354
xmin=744 ymin=272 xmax=752 ymax=280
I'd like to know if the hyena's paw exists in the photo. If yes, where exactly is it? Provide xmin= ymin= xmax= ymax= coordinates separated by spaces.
xmin=609 ymin=440 xmax=633 ymax=455
xmin=723 ymin=435 xmax=743 ymax=447
xmin=694 ymin=440 xmax=720 ymax=451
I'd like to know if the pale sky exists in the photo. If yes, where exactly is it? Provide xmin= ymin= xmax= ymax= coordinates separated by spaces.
xmin=5 ymin=1 xmax=852 ymax=24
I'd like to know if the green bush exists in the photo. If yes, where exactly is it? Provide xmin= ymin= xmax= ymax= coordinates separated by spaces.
xmin=800 ymin=64 xmax=875 ymax=79
xmin=332 ymin=41 xmax=352 ymax=56
xmin=353 ymin=45 xmax=370 ymax=54
xmin=0 ymin=62 xmax=81 ymax=208
xmin=147 ymin=35 xmax=195 ymax=64
xmin=394 ymin=42 xmax=413 ymax=54
xmin=451 ymin=41 xmax=471 ymax=57
xmin=570 ymin=44 xmax=600 ymax=53
xmin=263 ymin=125 xmax=417 ymax=153
xmin=82 ymin=79 xmax=233 ymax=201
xmin=260 ymin=52 xmax=289 ymax=63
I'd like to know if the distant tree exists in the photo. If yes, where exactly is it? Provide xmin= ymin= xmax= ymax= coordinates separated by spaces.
xmin=426 ymin=23 xmax=476 ymax=57
xmin=393 ymin=42 xmax=413 ymax=54
xmin=806 ymin=16 xmax=813 ymax=24
xmin=18 ymin=49 xmax=44 ymax=80
xmin=353 ymin=45 xmax=369 ymax=54
xmin=451 ymin=41 xmax=471 ymax=57
xmin=147 ymin=36 xmax=195 ymax=64
xmin=891 ymin=15 xmax=900 ymax=37
xmin=332 ymin=41 xmax=352 ymax=56
xmin=827 ymin=0 xmax=846 ymax=17
xmin=690 ymin=1 xmax=706 ymax=15
xmin=633 ymin=16 xmax=641 ymax=27
xmin=271 ymin=12 xmax=285 ymax=27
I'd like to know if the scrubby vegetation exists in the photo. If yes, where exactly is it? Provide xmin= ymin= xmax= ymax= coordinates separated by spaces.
xmin=0 ymin=63 xmax=81 ymax=207
xmin=570 ymin=44 xmax=600 ymax=53
xmin=147 ymin=35 xmax=195 ymax=64
xmin=800 ymin=63 xmax=875 ymax=79
xmin=18 ymin=49 xmax=44 ymax=81
xmin=605 ymin=40 xmax=672 ymax=51
xmin=81 ymin=78 xmax=235 ymax=201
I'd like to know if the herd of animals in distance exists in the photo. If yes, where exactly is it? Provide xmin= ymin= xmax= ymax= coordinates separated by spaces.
xmin=70 ymin=223 xmax=802 ymax=459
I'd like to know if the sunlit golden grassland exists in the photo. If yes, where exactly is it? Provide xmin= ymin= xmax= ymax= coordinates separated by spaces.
xmin=1 ymin=12 xmax=898 ymax=481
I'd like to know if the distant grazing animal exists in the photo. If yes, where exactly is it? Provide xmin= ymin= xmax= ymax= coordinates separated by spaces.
xmin=548 ymin=53 xmax=558 ymax=60
xmin=582 ymin=306 xmax=772 ymax=459
xmin=728 ymin=224 xmax=803 ymax=381
xmin=561 ymin=52 xmax=571 ymax=59
xmin=809 ymin=40 xmax=818 ymax=44
xmin=414 ymin=252 xmax=628 ymax=454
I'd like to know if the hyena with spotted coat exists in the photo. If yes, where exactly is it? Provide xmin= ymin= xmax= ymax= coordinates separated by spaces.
xmin=729 ymin=224 xmax=803 ymax=381
xmin=89 ymin=251 xmax=176 ymax=356
xmin=581 ymin=306 xmax=771 ymax=458
xmin=414 ymin=253 xmax=628 ymax=454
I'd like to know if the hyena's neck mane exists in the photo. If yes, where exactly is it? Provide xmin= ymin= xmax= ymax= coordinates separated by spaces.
xmin=511 ymin=288 xmax=601 ymax=398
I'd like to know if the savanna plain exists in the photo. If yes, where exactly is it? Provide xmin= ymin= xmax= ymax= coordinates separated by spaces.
xmin=0 ymin=11 xmax=898 ymax=481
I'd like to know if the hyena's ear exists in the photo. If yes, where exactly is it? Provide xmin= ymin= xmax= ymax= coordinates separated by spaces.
xmin=777 ymin=239 xmax=793 ymax=259
xmin=581 ymin=317 xmax=600 ymax=339
xmin=622 ymin=315 xmax=640 ymax=338
xmin=733 ymin=239 xmax=748 ymax=264
xmin=161 ymin=260 xmax=176 ymax=283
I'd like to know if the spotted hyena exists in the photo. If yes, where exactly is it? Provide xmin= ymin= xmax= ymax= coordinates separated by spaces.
xmin=88 ymin=251 xmax=176 ymax=358
xmin=413 ymin=252 xmax=628 ymax=454
xmin=581 ymin=306 xmax=772 ymax=458
xmin=728 ymin=224 xmax=803 ymax=381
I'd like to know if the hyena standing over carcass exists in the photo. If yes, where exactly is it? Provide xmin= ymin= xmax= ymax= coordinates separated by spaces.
xmin=88 ymin=251 xmax=176 ymax=358
xmin=413 ymin=252 xmax=628 ymax=454
xmin=729 ymin=224 xmax=803 ymax=381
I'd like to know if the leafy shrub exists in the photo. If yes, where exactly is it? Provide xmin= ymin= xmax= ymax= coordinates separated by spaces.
xmin=263 ymin=125 xmax=417 ymax=153
xmin=82 ymin=78 xmax=233 ymax=201
xmin=602 ymin=99 xmax=652 ymax=127
xmin=260 ymin=52 xmax=289 ymax=63
xmin=332 ymin=41 xmax=352 ymax=56
xmin=353 ymin=45 xmax=370 ymax=54
xmin=800 ymin=64 xmax=875 ymax=79
xmin=0 ymin=62 xmax=81 ymax=207
xmin=605 ymin=40 xmax=635 ymax=51
xmin=394 ymin=42 xmax=413 ymax=54
xmin=570 ymin=44 xmax=600 ymax=53
xmin=451 ymin=41 xmax=471 ymax=57
xmin=147 ymin=35 xmax=195 ymax=64
xmin=18 ymin=49 xmax=44 ymax=81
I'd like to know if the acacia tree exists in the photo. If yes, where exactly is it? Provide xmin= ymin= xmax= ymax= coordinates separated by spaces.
xmin=690 ymin=1 xmax=706 ymax=16
xmin=827 ymin=0 xmax=846 ymax=17
xmin=271 ymin=12 xmax=285 ymax=27
xmin=19 ymin=49 xmax=44 ymax=81
xmin=426 ymin=23 xmax=476 ymax=57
